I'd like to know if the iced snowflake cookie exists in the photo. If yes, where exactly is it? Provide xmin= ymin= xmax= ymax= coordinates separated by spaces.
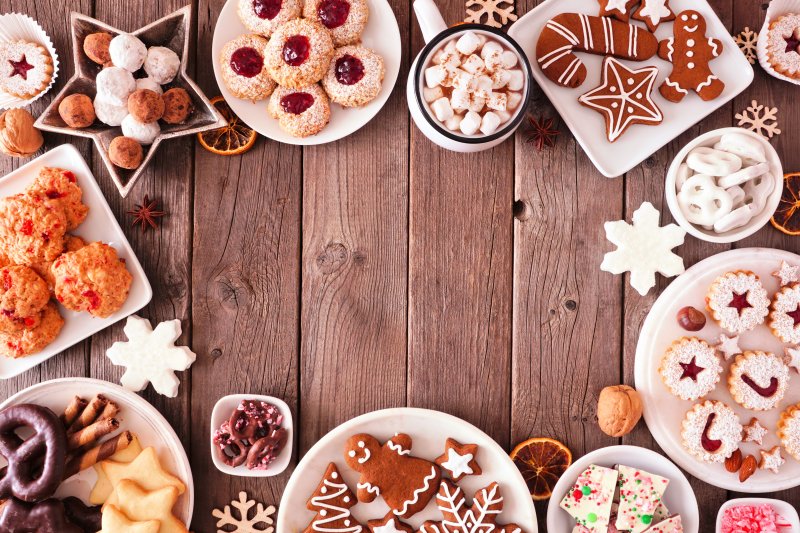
xmin=766 ymin=14 xmax=800 ymax=80
xmin=728 ymin=351 xmax=789 ymax=411
xmin=0 ymin=266 xmax=49 ymax=333
xmin=778 ymin=403 xmax=800 ymax=460
xmin=221 ymin=34 xmax=276 ymax=101
xmin=238 ymin=0 xmax=302 ymax=36
xmin=268 ymin=84 xmax=330 ymax=137
xmin=769 ymin=284 xmax=800 ymax=344
xmin=0 ymin=41 xmax=53 ymax=100
xmin=659 ymin=337 xmax=722 ymax=401
xmin=0 ymin=302 xmax=63 ymax=358
xmin=28 ymin=168 xmax=88 ymax=230
xmin=52 ymin=242 xmax=133 ymax=318
xmin=304 ymin=0 xmax=369 ymax=46
xmin=0 ymin=193 xmax=67 ymax=265
xmin=265 ymin=19 xmax=334 ymax=88
xmin=705 ymin=270 xmax=769 ymax=334
xmin=322 ymin=46 xmax=384 ymax=108
xmin=681 ymin=400 xmax=742 ymax=464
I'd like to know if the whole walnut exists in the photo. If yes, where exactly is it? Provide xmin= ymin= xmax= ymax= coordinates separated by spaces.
xmin=0 ymin=109 xmax=43 ymax=157
xmin=597 ymin=385 xmax=643 ymax=437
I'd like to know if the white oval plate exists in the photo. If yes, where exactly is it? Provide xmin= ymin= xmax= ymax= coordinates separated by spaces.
xmin=635 ymin=248 xmax=800 ymax=492
xmin=211 ymin=0 xmax=401 ymax=145
xmin=0 ymin=378 xmax=194 ymax=525
xmin=277 ymin=408 xmax=538 ymax=533
xmin=546 ymin=445 xmax=699 ymax=533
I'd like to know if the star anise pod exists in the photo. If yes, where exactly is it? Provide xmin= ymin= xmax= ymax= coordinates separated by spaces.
xmin=525 ymin=115 xmax=559 ymax=150
xmin=128 ymin=195 xmax=166 ymax=232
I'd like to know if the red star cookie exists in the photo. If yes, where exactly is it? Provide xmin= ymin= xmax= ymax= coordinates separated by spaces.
xmin=434 ymin=438 xmax=482 ymax=482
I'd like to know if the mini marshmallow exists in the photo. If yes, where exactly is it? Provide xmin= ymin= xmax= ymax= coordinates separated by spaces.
xmin=474 ymin=75 xmax=493 ymax=99
xmin=93 ymin=96 xmax=128 ymax=127
xmin=491 ymin=69 xmax=511 ymax=89
xmin=453 ymin=69 xmax=477 ymax=92
xmin=507 ymin=92 xmax=523 ymax=111
xmin=440 ymin=64 xmax=458 ymax=88
xmin=439 ymin=49 xmax=461 ymax=70
xmin=480 ymin=111 xmax=502 ymax=135
xmin=451 ymin=88 xmax=471 ymax=112
xmin=121 ymin=114 xmax=160 ymax=144
xmin=460 ymin=111 xmax=482 ymax=135
xmin=462 ymin=54 xmax=485 ymax=75
xmin=456 ymin=31 xmax=482 ymax=56
xmin=508 ymin=70 xmax=525 ymax=91
xmin=487 ymin=92 xmax=508 ymax=112
xmin=714 ymin=204 xmax=754 ymax=233
xmin=423 ymin=86 xmax=444 ymax=103
xmin=445 ymin=113 xmax=464 ymax=131
xmin=143 ymin=46 xmax=181 ymax=85
xmin=96 ymin=66 xmax=136 ymax=106
xmin=431 ymin=97 xmax=454 ymax=122
xmin=501 ymin=50 xmax=519 ymax=68
xmin=425 ymin=65 xmax=446 ymax=88
xmin=109 ymin=33 xmax=147 ymax=72
xmin=445 ymin=39 xmax=458 ymax=54
xmin=136 ymin=77 xmax=163 ymax=95
xmin=686 ymin=146 xmax=743 ymax=176
xmin=495 ymin=110 xmax=511 ymax=124
xmin=726 ymin=185 xmax=746 ymax=208
xmin=468 ymin=95 xmax=486 ymax=113
xmin=718 ymin=162 xmax=770 ymax=188
xmin=714 ymin=132 xmax=767 ymax=163
xmin=480 ymin=41 xmax=503 ymax=60
xmin=743 ymin=173 xmax=775 ymax=212
xmin=675 ymin=163 xmax=694 ymax=192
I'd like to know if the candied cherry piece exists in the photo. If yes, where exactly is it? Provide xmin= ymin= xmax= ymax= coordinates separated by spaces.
xmin=282 ymin=35 xmax=311 ymax=66
xmin=318 ymin=0 xmax=351 ymax=29
xmin=679 ymin=356 xmax=705 ymax=382
xmin=741 ymin=374 xmax=779 ymax=397
xmin=335 ymin=54 xmax=365 ymax=85
xmin=701 ymin=413 xmax=722 ymax=452
xmin=281 ymin=92 xmax=315 ymax=114
xmin=9 ymin=55 xmax=33 ymax=79
xmin=728 ymin=291 xmax=752 ymax=315
xmin=230 ymin=47 xmax=264 ymax=78
xmin=253 ymin=0 xmax=283 ymax=20
xmin=81 ymin=290 xmax=101 ymax=311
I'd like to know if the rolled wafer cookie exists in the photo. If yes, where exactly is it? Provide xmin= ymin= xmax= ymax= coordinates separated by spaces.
xmin=536 ymin=13 xmax=658 ymax=88
xmin=68 ymin=394 xmax=108 ymax=434
xmin=61 ymin=396 xmax=88 ymax=427
xmin=68 ymin=417 xmax=120 ymax=450
xmin=64 ymin=430 xmax=133 ymax=479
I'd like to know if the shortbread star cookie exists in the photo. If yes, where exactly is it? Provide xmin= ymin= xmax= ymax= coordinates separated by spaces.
xmin=99 ymin=505 xmax=160 ymax=533
xmin=715 ymin=334 xmax=741 ymax=361
xmin=773 ymin=260 xmax=800 ymax=286
xmin=101 ymin=446 xmax=186 ymax=495
xmin=743 ymin=417 xmax=768 ymax=445
xmin=90 ymin=434 xmax=143 ymax=504
xmin=105 ymin=479 xmax=188 ymax=533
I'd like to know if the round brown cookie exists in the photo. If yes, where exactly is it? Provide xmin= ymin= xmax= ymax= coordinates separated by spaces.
xmin=52 ymin=242 xmax=132 ymax=318
xmin=264 ymin=19 xmax=334 ymax=89
xmin=27 ymin=168 xmax=88 ymax=230
xmin=0 ymin=193 xmax=67 ymax=266
xmin=30 ymin=235 xmax=86 ymax=289
xmin=0 ymin=266 xmax=49 ymax=333
xmin=0 ymin=302 xmax=63 ymax=358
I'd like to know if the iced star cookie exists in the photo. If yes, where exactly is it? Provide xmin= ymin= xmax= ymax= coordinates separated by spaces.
xmin=597 ymin=0 xmax=638 ymax=22
xmin=28 ymin=168 xmax=88 ymax=230
xmin=681 ymin=400 xmax=742 ymax=464
xmin=368 ymin=514 xmax=412 ymax=533
xmin=322 ymin=45 xmax=384 ymax=108
xmin=434 ymin=438 xmax=481 ymax=482
xmin=769 ymin=284 xmax=800 ymax=344
xmin=0 ymin=193 xmax=67 ymax=265
xmin=267 ymin=84 xmax=330 ymax=137
xmin=0 ymin=41 xmax=53 ymax=99
xmin=238 ymin=0 xmax=302 ymax=37
xmin=766 ymin=14 xmax=800 ymax=80
xmin=632 ymin=0 xmax=675 ymax=32
xmin=559 ymin=464 xmax=618 ymax=531
xmin=220 ymin=34 xmax=276 ymax=101
xmin=778 ymin=403 xmax=800 ymax=460
xmin=52 ymin=242 xmax=132 ymax=318
xmin=728 ymin=351 xmax=789 ymax=411
xmin=304 ymin=0 xmax=369 ymax=46
xmin=265 ymin=19 xmax=334 ymax=88
xmin=615 ymin=465 xmax=669 ymax=533
xmin=705 ymin=271 xmax=769 ymax=334
xmin=659 ymin=337 xmax=722 ymax=401
xmin=0 ymin=265 xmax=49 ymax=333
xmin=0 ymin=301 xmax=63 ymax=358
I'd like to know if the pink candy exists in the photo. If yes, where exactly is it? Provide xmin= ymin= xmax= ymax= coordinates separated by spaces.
xmin=720 ymin=504 xmax=789 ymax=533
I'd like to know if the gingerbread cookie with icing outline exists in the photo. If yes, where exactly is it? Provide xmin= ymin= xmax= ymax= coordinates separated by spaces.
xmin=632 ymin=0 xmax=676 ymax=31
xmin=597 ymin=0 xmax=638 ymax=22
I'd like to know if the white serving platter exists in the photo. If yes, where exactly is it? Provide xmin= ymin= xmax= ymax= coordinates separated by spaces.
xmin=635 ymin=248 xmax=800 ymax=492
xmin=0 ymin=377 xmax=194 ymax=525
xmin=211 ymin=0 xmax=402 ymax=145
xmin=0 ymin=144 xmax=152 ymax=379
xmin=508 ymin=0 xmax=754 ymax=177
xmin=278 ymin=407 xmax=538 ymax=533
xmin=546 ymin=445 xmax=699 ymax=533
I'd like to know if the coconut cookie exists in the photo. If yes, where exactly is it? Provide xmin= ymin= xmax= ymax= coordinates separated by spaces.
xmin=265 ymin=19 xmax=334 ymax=88
xmin=0 ymin=193 xmax=67 ymax=265
xmin=0 ymin=41 xmax=53 ymax=99
xmin=778 ymin=403 xmax=800 ymax=461
xmin=238 ymin=0 xmax=302 ymax=37
xmin=221 ymin=34 xmax=276 ymax=101
xmin=268 ymin=84 xmax=330 ymax=137
xmin=0 ymin=302 xmax=63 ymax=358
xmin=705 ymin=270 xmax=769 ymax=334
xmin=304 ymin=0 xmax=369 ymax=46
xmin=769 ymin=284 xmax=800 ymax=344
xmin=322 ymin=46 xmax=384 ymax=108
xmin=28 ymin=168 xmax=88 ymax=230
xmin=681 ymin=400 xmax=742 ymax=464
xmin=659 ymin=337 xmax=722 ymax=401
xmin=728 ymin=351 xmax=789 ymax=411
xmin=0 ymin=266 xmax=49 ymax=333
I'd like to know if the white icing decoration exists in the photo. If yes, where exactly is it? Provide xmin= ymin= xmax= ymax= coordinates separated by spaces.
xmin=348 ymin=451 xmax=356 ymax=457
xmin=441 ymin=448 xmax=475 ymax=478
xmin=373 ymin=519 xmax=405 ymax=533
xmin=358 ymin=481 xmax=381 ymax=496
xmin=604 ymin=0 xmax=631 ymax=14
xmin=387 ymin=440 xmax=411 ymax=456
xmin=358 ymin=448 xmax=371 ymax=464
xmin=638 ymin=0 xmax=671 ymax=25
xmin=310 ymin=473 xmax=362 ymax=533
xmin=393 ymin=466 xmax=438 ymax=517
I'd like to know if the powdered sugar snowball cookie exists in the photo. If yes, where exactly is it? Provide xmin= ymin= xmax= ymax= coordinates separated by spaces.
xmin=238 ymin=0 xmax=302 ymax=37
xmin=143 ymin=46 xmax=180 ymax=85
xmin=93 ymin=95 xmax=128 ymax=127
xmin=659 ymin=336 xmax=722 ymax=401
xmin=304 ymin=0 xmax=369 ymax=46
xmin=135 ymin=77 xmax=163 ymax=95
xmin=769 ymin=284 xmax=800 ymax=344
xmin=0 ymin=302 xmax=63 ymax=358
xmin=265 ymin=19 xmax=334 ymax=89
xmin=121 ymin=114 xmax=160 ymax=145
xmin=0 ymin=41 xmax=54 ymax=100
xmin=322 ymin=45 xmax=384 ymax=107
xmin=268 ymin=84 xmax=330 ymax=137
xmin=220 ymin=34 xmax=276 ymax=101
xmin=95 ymin=66 xmax=136 ymax=106
xmin=108 ymin=33 xmax=147 ymax=72
xmin=681 ymin=400 xmax=742 ymax=464
xmin=728 ymin=351 xmax=789 ymax=411
xmin=706 ymin=270 xmax=770 ymax=334
xmin=766 ymin=14 xmax=800 ymax=80
xmin=778 ymin=403 xmax=800 ymax=460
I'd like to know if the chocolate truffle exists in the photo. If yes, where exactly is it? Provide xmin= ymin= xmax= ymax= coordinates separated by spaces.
xmin=108 ymin=136 xmax=143 ymax=169
xmin=83 ymin=32 xmax=113 ymax=65
xmin=127 ymin=89 xmax=164 ymax=123
xmin=161 ymin=88 xmax=192 ymax=124
xmin=58 ymin=94 xmax=95 ymax=128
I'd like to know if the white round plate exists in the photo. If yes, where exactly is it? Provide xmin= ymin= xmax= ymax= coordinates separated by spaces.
xmin=546 ymin=445 xmax=699 ymax=533
xmin=277 ymin=408 xmax=538 ymax=533
xmin=0 ymin=378 xmax=194 ymax=525
xmin=635 ymin=248 xmax=800 ymax=492
xmin=211 ymin=0 xmax=401 ymax=145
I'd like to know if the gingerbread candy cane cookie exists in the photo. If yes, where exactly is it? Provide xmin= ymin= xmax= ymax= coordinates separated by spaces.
xmin=536 ymin=13 xmax=658 ymax=88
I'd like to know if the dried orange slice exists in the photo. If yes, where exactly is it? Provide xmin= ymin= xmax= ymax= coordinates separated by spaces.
xmin=772 ymin=172 xmax=800 ymax=235
xmin=510 ymin=437 xmax=572 ymax=501
xmin=198 ymin=96 xmax=257 ymax=156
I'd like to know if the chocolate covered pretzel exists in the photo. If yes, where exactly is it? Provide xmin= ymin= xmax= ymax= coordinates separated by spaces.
xmin=0 ymin=498 xmax=81 ymax=533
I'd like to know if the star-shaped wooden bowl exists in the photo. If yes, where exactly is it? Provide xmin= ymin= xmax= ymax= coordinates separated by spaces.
xmin=34 ymin=6 xmax=226 ymax=197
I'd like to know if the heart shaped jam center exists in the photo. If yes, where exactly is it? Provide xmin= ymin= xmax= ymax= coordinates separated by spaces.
xmin=335 ymin=54 xmax=365 ymax=85
xmin=741 ymin=374 xmax=779 ymax=397
xmin=701 ymin=413 xmax=722 ymax=452
xmin=253 ymin=0 xmax=283 ymax=20
xmin=318 ymin=0 xmax=350 ymax=29
xmin=230 ymin=47 xmax=264 ymax=78
xmin=281 ymin=92 xmax=315 ymax=115
xmin=283 ymin=35 xmax=311 ymax=66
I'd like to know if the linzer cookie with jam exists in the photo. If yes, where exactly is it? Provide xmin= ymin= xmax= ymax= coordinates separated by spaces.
xmin=705 ymin=271 xmax=770 ymax=334
xmin=769 ymin=284 xmax=800 ymax=344
xmin=728 ymin=351 xmax=789 ymax=411
xmin=237 ymin=0 xmax=302 ymax=37
xmin=264 ymin=19 xmax=334 ymax=89
xmin=681 ymin=400 xmax=742 ymax=464
xmin=659 ymin=337 xmax=722 ymax=401
xmin=221 ymin=34 xmax=276 ymax=101
xmin=267 ymin=84 xmax=330 ymax=137
xmin=765 ymin=13 xmax=800 ymax=80
xmin=778 ymin=404 xmax=800 ymax=461
xmin=304 ymin=0 xmax=369 ymax=46
xmin=322 ymin=45 xmax=384 ymax=108
xmin=0 ymin=40 xmax=53 ymax=99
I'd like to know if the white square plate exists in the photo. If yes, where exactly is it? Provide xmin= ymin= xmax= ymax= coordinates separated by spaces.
xmin=508 ymin=0 xmax=754 ymax=177
xmin=0 ymin=144 xmax=152 ymax=379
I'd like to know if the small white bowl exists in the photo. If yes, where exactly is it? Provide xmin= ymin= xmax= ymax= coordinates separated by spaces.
xmin=210 ymin=394 xmax=293 ymax=477
xmin=716 ymin=497 xmax=800 ymax=532
xmin=665 ymin=127 xmax=784 ymax=244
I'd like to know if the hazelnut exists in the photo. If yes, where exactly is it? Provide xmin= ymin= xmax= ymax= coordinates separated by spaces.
xmin=0 ymin=109 xmax=43 ymax=157
xmin=725 ymin=449 xmax=743 ymax=473
xmin=83 ymin=32 xmax=113 ymax=65
xmin=127 ymin=89 xmax=164 ymax=124
xmin=58 ymin=94 xmax=96 ymax=128
xmin=677 ymin=306 xmax=706 ymax=331
xmin=739 ymin=454 xmax=757 ymax=482
xmin=161 ymin=88 xmax=192 ymax=124
xmin=597 ymin=385 xmax=643 ymax=437
xmin=108 ymin=136 xmax=143 ymax=170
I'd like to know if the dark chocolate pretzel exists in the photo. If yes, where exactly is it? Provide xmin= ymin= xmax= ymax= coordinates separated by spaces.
xmin=0 ymin=498 xmax=81 ymax=533
xmin=62 ymin=497 xmax=102 ymax=533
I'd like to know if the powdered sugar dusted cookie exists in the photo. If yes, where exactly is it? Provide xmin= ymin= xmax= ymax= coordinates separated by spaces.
xmin=706 ymin=270 xmax=769 ymax=334
xmin=769 ymin=284 xmax=800 ymax=344
xmin=0 ymin=41 xmax=53 ymax=100
xmin=434 ymin=438 xmax=481 ymax=482
xmin=728 ymin=351 xmax=789 ymax=411
xmin=681 ymin=400 xmax=742 ymax=464
xmin=659 ymin=337 xmax=722 ymax=401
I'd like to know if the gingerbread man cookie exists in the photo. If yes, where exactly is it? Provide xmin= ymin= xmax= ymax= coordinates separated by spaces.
xmin=344 ymin=433 xmax=441 ymax=519
xmin=658 ymin=10 xmax=725 ymax=102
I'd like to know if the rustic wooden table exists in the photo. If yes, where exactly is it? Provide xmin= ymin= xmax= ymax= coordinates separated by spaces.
xmin=1 ymin=0 xmax=798 ymax=531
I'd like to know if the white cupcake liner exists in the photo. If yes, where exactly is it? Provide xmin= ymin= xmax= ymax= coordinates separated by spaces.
xmin=756 ymin=0 xmax=800 ymax=86
xmin=0 ymin=12 xmax=60 ymax=109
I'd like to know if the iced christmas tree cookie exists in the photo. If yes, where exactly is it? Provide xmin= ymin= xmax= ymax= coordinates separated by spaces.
xmin=769 ymin=284 xmax=800 ymax=344
xmin=559 ymin=464 xmax=618 ymax=531
xmin=615 ymin=465 xmax=670 ymax=533
xmin=728 ymin=351 xmax=789 ymax=411
xmin=659 ymin=337 xmax=722 ymax=401
xmin=706 ymin=271 xmax=769 ymax=334
xmin=681 ymin=400 xmax=742 ymax=464
xmin=778 ymin=403 xmax=800 ymax=461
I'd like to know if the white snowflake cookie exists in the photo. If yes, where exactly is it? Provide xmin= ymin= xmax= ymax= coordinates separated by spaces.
xmin=106 ymin=315 xmax=197 ymax=398
xmin=778 ymin=403 xmax=800 ymax=461
xmin=706 ymin=270 xmax=769 ymax=334
xmin=728 ymin=351 xmax=789 ymax=411
xmin=681 ymin=400 xmax=742 ymax=464
xmin=659 ymin=337 xmax=722 ymax=401
xmin=769 ymin=284 xmax=800 ymax=344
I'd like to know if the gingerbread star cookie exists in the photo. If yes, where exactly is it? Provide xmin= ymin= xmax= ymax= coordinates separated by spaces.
xmin=632 ymin=0 xmax=675 ymax=31
xmin=368 ymin=513 xmax=414 ymax=533
xmin=105 ymin=479 xmax=188 ymax=533
xmin=434 ymin=438 xmax=482 ymax=482
xmin=99 ymin=505 xmax=160 ymax=533
xmin=597 ymin=0 xmax=638 ymax=22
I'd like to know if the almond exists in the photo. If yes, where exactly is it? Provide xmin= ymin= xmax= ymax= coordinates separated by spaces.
xmin=739 ymin=455 xmax=757 ymax=482
xmin=725 ymin=449 xmax=743 ymax=472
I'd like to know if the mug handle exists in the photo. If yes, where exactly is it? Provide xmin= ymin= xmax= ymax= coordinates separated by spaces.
xmin=413 ymin=0 xmax=448 ymax=44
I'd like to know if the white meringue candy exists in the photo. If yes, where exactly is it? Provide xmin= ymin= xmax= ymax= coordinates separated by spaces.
xmin=480 ymin=111 xmax=502 ymax=135
xmin=423 ymin=86 xmax=444 ymax=103
xmin=96 ymin=66 xmax=136 ymax=106
xmin=456 ymin=31 xmax=482 ymax=56
xmin=507 ymin=70 xmax=525 ymax=91
xmin=500 ymin=50 xmax=518 ymax=68
xmin=487 ymin=92 xmax=507 ymax=112
xmin=109 ymin=33 xmax=147 ymax=72
xmin=135 ymin=76 xmax=163 ymax=95
xmin=143 ymin=46 xmax=181 ymax=85
xmin=93 ymin=96 xmax=128 ymax=127
xmin=431 ymin=97 xmax=454 ymax=122
xmin=121 ymin=114 xmax=161 ymax=145
xmin=425 ymin=65 xmax=446 ymax=88
xmin=445 ymin=113 xmax=464 ymax=132
xmin=460 ymin=111 xmax=482 ymax=136
xmin=450 ymin=88 xmax=471 ymax=112
xmin=461 ymin=54 xmax=485 ymax=75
